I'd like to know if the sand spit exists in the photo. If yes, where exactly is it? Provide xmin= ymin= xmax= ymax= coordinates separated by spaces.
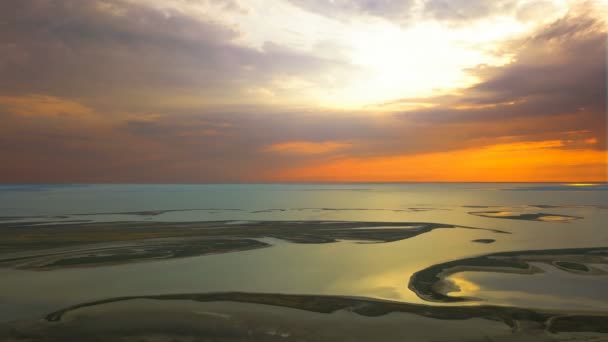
xmin=472 ymin=239 xmax=496 ymax=244
xmin=409 ymin=247 xmax=608 ymax=303
xmin=0 ymin=220 xmax=507 ymax=270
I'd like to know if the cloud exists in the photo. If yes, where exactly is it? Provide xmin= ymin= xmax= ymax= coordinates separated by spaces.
xmin=515 ymin=0 xmax=561 ymax=22
xmin=286 ymin=0 xmax=416 ymax=22
xmin=0 ymin=95 xmax=94 ymax=118
xmin=0 ymin=1 xmax=605 ymax=182
xmin=274 ymin=139 xmax=606 ymax=182
xmin=264 ymin=141 xmax=352 ymax=155
xmin=423 ymin=0 xmax=518 ymax=22
xmin=468 ymin=13 xmax=606 ymax=114
xmin=392 ymin=9 xmax=606 ymax=149
xmin=0 ymin=0 xmax=357 ymax=110
xmin=287 ymin=0 xmax=552 ymax=25
xmin=0 ymin=93 xmax=604 ymax=182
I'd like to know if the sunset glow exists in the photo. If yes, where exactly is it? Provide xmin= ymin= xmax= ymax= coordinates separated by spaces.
xmin=0 ymin=0 xmax=606 ymax=182
xmin=274 ymin=140 xmax=606 ymax=182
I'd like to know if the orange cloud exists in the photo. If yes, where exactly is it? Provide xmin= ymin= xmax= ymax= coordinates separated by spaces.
xmin=0 ymin=95 xmax=93 ymax=118
xmin=264 ymin=141 xmax=351 ymax=155
xmin=272 ymin=140 xmax=607 ymax=182
xmin=584 ymin=137 xmax=598 ymax=145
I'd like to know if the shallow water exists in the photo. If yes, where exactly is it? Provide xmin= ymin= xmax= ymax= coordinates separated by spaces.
xmin=1 ymin=183 xmax=607 ymax=323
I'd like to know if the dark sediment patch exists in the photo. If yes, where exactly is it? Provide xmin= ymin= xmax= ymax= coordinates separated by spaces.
xmin=408 ymin=247 xmax=608 ymax=303
xmin=554 ymin=261 xmax=590 ymax=272
xmin=0 ymin=206 xmax=452 ymax=224
xmin=464 ymin=204 xmax=607 ymax=211
xmin=251 ymin=209 xmax=287 ymax=213
xmin=0 ymin=208 xmax=244 ymax=222
xmin=504 ymin=184 xmax=608 ymax=192
xmin=469 ymin=211 xmax=582 ymax=222
xmin=548 ymin=315 xmax=608 ymax=333
xmin=287 ymin=207 xmax=446 ymax=212
xmin=2 ymin=238 xmax=269 ymax=270
xmin=472 ymin=239 xmax=496 ymax=244
xmin=528 ymin=204 xmax=608 ymax=210
xmin=0 ymin=217 xmax=22 ymax=221
xmin=72 ymin=208 xmax=244 ymax=216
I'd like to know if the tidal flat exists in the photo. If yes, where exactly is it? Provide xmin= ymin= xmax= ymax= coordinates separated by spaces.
xmin=2 ymin=292 xmax=608 ymax=342
xmin=0 ymin=220 xmax=507 ymax=270
xmin=1 ymin=183 xmax=607 ymax=341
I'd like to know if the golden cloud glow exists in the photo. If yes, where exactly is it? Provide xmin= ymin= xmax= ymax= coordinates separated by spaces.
xmin=272 ymin=140 xmax=607 ymax=182
xmin=0 ymin=95 xmax=93 ymax=118
xmin=265 ymin=141 xmax=351 ymax=155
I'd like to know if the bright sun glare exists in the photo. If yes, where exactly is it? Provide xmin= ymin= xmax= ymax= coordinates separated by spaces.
xmin=321 ymin=18 xmax=531 ymax=108
xmin=147 ymin=0 xmax=586 ymax=110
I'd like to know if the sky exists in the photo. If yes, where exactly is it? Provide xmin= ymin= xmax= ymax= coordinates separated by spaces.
xmin=0 ymin=0 xmax=606 ymax=182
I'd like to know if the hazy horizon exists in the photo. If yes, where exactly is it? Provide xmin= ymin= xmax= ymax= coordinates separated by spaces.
xmin=1 ymin=181 xmax=607 ymax=186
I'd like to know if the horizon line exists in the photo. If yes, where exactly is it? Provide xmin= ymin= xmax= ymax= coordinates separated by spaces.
xmin=1 ymin=181 xmax=606 ymax=185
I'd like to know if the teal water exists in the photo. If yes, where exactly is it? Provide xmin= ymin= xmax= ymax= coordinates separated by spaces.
xmin=1 ymin=183 xmax=606 ymax=222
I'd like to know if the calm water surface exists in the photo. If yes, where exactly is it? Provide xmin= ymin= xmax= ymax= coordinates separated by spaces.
xmin=1 ymin=183 xmax=607 ymax=322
